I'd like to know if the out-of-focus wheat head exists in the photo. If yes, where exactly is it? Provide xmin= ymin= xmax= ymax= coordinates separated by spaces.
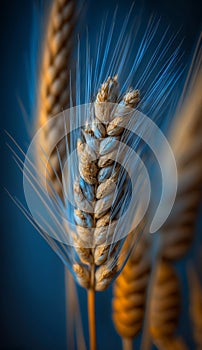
xmin=112 ymin=236 xmax=151 ymax=345
xmin=149 ymin=261 xmax=187 ymax=350
xmin=147 ymin=50 xmax=202 ymax=350
xmin=160 ymin=68 xmax=202 ymax=260
xmin=152 ymin=338 xmax=188 ymax=350
xmin=34 ymin=2 xmax=87 ymax=349
xmin=37 ymin=0 xmax=75 ymax=198
xmin=188 ymin=265 xmax=202 ymax=349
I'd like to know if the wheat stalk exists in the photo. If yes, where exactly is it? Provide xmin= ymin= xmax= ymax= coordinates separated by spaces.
xmin=112 ymin=235 xmax=151 ymax=350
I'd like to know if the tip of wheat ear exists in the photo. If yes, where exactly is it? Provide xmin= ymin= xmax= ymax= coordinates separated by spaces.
xmin=96 ymin=76 xmax=119 ymax=103
xmin=70 ymin=76 xmax=140 ymax=291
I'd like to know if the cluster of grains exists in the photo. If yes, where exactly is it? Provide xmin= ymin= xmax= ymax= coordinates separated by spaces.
xmin=72 ymin=76 xmax=140 ymax=291
xmin=149 ymin=262 xmax=186 ymax=350
xmin=112 ymin=237 xmax=151 ymax=340
xmin=37 ymin=0 xmax=75 ymax=198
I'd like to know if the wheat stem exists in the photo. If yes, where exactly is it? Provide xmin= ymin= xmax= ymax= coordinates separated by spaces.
xmin=64 ymin=267 xmax=75 ymax=350
xmin=122 ymin=338 xmax=133 ymax=350
xmin=88 ymin=286 xmax=96 ymax=350
xmin=140 ymin=237 xmax=162 ymax=350
xmin=140 ymin=268 xmax=156 ymax=350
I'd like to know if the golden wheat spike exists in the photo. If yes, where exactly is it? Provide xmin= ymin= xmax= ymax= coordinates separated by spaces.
xmin=148 ymin=261 xmax=184 ymax=349
xmin=188 ymin=264 xmax=202 ymax=350
xmin=112 ymin=237 xmax=150 ymax=349
xmin=72 ymin=77 xmax=140 ymax=292
xmin=160 ymin=69 xmax=202 ymax=260
xmin=70 ymin=78 xmax=140 ymax=350
xmin=37 ymin=0 xmax=75 ymax=198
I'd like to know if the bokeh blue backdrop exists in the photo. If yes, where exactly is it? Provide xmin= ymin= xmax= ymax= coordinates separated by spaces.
xmin=1 ymin=0 xmax=202 ymax=349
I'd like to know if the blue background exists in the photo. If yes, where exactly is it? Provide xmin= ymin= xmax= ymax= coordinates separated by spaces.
xmin=1 ymin=0 xmax=202 ymax=349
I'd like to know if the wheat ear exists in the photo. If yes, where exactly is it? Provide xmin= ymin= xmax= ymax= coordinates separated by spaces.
xmin=188 ymin=264 xmax=202 ymax=349
xmin=112 ymin=236 xmax=151 ymax=350
xmin=148 ymin=261 xmax=187 ymax=350
xmin=70 ymin=76 xmax=140 ymax=350
xmin=160 ymin=68 xmax=202 ymax=260
xmin=37 ymin=0 xmax=75 ymax=198
xmin=72 ymin=76 xmax=140 ymax=291
xmin=143 ymin=67 xmax=202 ymax=350
xmin=151 ymin=338 xmax=188 ymax=350
xmin=35 ymin=1 xmax=83 ymax=348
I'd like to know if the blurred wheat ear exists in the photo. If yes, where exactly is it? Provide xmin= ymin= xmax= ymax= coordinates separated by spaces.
xmin=35 ymin=1 xmax=87 ymax=349
xmin=141 ymin=39 xmax=202 ymax=350
xmin=37 ymin=0 xmax=75 ymax=199
xmin=149 ymin=261 xmax=187 ymax=350
xmin=160 ymin=67 xmax=202 ymax=261
xmin=112 ymin=234 xmax=151 ymax=350
xmin=188 ymin=264 xmax=202 ymax=350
